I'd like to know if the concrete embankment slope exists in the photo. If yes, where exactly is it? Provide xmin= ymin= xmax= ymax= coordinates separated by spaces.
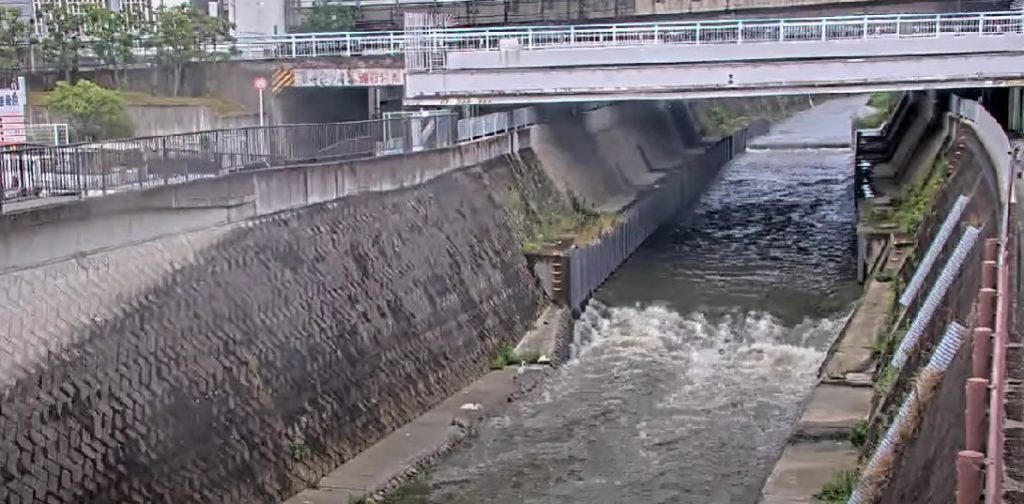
xmin=0 ymin=100 xmax=728 ymax=504
xmin=760 ymin=93 xmax=1021 ymax=503
xmin=0 ymin=134 xmax=540 ymax=503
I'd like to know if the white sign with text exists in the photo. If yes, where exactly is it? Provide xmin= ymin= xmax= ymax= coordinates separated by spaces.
xmin=293 ymin=68 xmax=404 ymax=88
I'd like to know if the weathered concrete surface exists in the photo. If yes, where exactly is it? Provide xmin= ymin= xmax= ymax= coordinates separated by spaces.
xmin=0 ymin=134 xmax=539 ymax=503
xmin=0 ymin=131 xmax=522 ymax=273
xmin=530 ymin=100 xmax=725 ymax=212
xmin=514 ymin=305 xmax=574 ymax=364
xmin=795 ymin=384 xmax=872 ymax=439
xmin=285 ymin=304 xmax=574 ymax=504
xmin=875 ymin=109 xmax=1003 ymax=504
xmin=823 ymin=280 xmax=893 ymax=380
xmin=759 ymin=440 xmax=859 ymax=504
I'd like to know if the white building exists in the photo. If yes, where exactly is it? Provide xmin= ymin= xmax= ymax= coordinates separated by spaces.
xmin=201 ymin=0 xmax=286 ymax=36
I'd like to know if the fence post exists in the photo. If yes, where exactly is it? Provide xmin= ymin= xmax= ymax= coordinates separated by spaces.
xmin=957 ymin=450 xmax=984 ymax=504
xmin=966 ymin=378 xmax=988 ymax=452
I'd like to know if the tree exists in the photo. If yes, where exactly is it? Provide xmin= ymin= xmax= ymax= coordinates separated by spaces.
xmin=84 ymin=5 xmax=145 ymax=87
xmin=297 ymin=0 xmax=356 ymax=33
xmin=39 ymin=3 xmax=88 ymax=82
xmin=49 ymin=80 xmax=134 ymax=141
xmin=151 ymin=6 xmax=234 ymax=96
xmin=0 ymin=7 xmax=32 ymax=72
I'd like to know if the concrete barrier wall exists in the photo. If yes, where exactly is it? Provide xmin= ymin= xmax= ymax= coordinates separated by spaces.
xmin=874 ymin=110 xmax=1005 ymax=503
xmin=0 ymin=132 xmax=537 ymax=504
xmin=564 ymin=119 xmax=768 ymax=313
xmin=529 ymin=101 xmax=698 ymax=211
xmin=0 ymin=132 xmax=521 ymax=273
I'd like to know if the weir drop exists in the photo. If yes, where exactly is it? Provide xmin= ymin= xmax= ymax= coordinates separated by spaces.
xmin=424 ymin=97 xmax=868 ymax=504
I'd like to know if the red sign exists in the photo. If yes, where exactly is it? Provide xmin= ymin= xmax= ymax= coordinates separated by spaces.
xmin=0 ymin=114 xmax=26 ymax=145
xmin=253 ymin=77 xmax=268 ymax=90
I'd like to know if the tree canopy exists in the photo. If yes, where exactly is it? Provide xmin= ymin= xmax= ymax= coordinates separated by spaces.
xmin=49 ymin=79 xmax=134 ymax=141
xmin=84 ymin=5 xmax=145 ymax=86
xmin=297 ymin=0 xmax=356 ymax=33
xmin=32 ymin=3 xmax=234 ymax=94
xmin=0 ymin=7 xmax=32 ymax=72
xmin=151 ymin=5 xmax=234 ymax=95
xmin=39 ymin=3 xmax=88 ymax=82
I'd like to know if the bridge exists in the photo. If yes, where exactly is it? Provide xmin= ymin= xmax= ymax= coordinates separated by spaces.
xmin=397 ymin=10 xmax=1024 ymax=104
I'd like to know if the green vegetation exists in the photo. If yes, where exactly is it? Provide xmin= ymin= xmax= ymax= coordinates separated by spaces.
xmin=288 ymin=437 xmax=310 ymax=461
xmin=31 ymin=89 xmax=247 ymax=117
xmin=891 ymin=156 xmax=950 ymax=234
xmin=297 ymin=0 xmax=357 ymax=33
xmin=349 ymin=472 xmax=431 ymax=504
xmin=849 ymin=420 xmax=869 ymax=448
xmin=875 ymin=364 xmax=899 ymax=396
xmin=489 ymin=341 xmax=542 ymax=370
xmin=521 ymin=209 xmax=620 ymax=253
xmin=0 ymin=7 xmax=32 ymax=72
xmin=151 ymin=5 xmax=235 ymax=96
xmin=48 ymin=80 xmax=133 ymax=141
xmin=865 ymin=155 xmax=950 ymax=235
xmin=32 ymin=3 xmax=233 ymax=94
xmin=817 ymin=469 xmax=859 ymax=503
xmin=84 ymin=5 xmax=146 ymax=87
xmin=856 ymin=92 xmax=900 ymax=129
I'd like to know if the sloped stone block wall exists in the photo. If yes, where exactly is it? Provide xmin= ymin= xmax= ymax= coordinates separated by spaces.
xmin=0 ymin=168 xmax=539 ymax=503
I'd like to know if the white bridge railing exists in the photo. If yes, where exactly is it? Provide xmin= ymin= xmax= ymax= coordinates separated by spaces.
xmin=231 ymin=10 xmax=1024 ymax=61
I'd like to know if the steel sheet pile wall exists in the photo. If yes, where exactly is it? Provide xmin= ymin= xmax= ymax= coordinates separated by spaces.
xmin=565 ymin=119 xmax=768 ymax=312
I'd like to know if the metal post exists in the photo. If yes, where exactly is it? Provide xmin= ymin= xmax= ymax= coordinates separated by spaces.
xmin=983 ymin=260 xmax=998 ymax=289
xmin=979 ymin=288 xmax=997 ymax=330
xmin=258 ymin=88 xmax=265 ymax=127
xmin=957 ymin=450 xmax=985 ymax=504
xmin=986 ymin=238 xmax=1000 ymax=262
xmin=966 ymin=378 xmax=988 ymax=452
xmin=973 ymin=327 xmax=993 ymax=379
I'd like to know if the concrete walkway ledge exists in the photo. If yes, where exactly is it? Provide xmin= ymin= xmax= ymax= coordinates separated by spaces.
xmin=283 ymin=306 xmax=572 ymax=504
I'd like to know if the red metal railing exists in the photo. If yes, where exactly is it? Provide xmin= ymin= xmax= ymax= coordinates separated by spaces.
xmin=958 ymin=139 xmax=1017 ymax=503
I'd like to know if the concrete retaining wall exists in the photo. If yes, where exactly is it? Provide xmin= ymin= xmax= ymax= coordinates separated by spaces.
xmin=529 ymin=101 xmax=702 ymax=212
xmin=564 ymin=119 xmax=768 ymax=313
xmin=30 ymin=104 xmax=261 ymax=138
xmin=871 ymin=110 xmax=1006 ymax=503
xmin=0 ymin=132 xmax=537 ymax=504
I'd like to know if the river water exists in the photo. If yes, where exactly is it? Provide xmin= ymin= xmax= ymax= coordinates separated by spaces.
xmin=424 ymin=97 xmax=866 ymax=504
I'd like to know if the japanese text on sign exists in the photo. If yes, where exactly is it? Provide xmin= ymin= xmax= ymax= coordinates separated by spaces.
xmin=0 ymin=77 xmax=27 ymax=116
xmin=293 ymin=68 xmax=404 ymax=88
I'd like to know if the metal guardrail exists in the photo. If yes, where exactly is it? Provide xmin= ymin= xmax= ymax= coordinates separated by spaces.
xmin=0 ymin=108 xmax=537 ymax=211
xmin=456 ymin=107 xmax=537 ymax=141
xmin=220 ymin=10 xmax=1024 ymax=61
xmin=946 ymin=96 xmax=1018 ymax=504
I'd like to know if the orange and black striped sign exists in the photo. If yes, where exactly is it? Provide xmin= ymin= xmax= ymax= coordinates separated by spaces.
xmin=271 ymin=68 xmax=295 ymax=94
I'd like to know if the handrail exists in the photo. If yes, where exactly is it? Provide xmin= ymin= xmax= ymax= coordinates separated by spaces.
xmin=1 ymin=107 xmax=536 ymax=211
xmin=222 ymin=10 xmax=1024 ymax=61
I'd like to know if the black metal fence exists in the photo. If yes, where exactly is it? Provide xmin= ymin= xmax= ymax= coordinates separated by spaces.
xmin=0 ymin=114 xmax=457 ymax=209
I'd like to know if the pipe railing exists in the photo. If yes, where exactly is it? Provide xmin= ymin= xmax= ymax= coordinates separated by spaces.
xmin=1 ymin=107 xmax=536 ymax=212
xmin=226 ymin=10 xmax=1024 ymax=61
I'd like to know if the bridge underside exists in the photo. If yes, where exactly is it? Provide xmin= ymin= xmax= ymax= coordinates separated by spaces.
xmin=404 ymin=52 xmax=1024 ymax=105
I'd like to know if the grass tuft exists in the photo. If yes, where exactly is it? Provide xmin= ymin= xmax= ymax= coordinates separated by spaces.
xmin=817 ymin=468 xmax=860 ymax=503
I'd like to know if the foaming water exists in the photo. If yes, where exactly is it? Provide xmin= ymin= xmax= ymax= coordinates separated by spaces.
xmin=429 ymin=302 xmax=847 ymax=504
xmin=424 ymin=98 xmax=866 ymax=504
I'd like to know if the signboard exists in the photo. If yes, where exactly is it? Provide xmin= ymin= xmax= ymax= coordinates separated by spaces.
xmin=0 ymin=77 xmax=26 ymax=116
xmin=253 ymin=77 xmax=268 ymax=90
xmin=0 ymin=77 xmax=27 ymax=145
xmin=292 ymin=68 xmax=404 ymax=88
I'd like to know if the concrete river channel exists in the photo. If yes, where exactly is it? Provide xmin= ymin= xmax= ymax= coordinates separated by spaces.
xmin=423 ymin=98 xmax=866 ymax=504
